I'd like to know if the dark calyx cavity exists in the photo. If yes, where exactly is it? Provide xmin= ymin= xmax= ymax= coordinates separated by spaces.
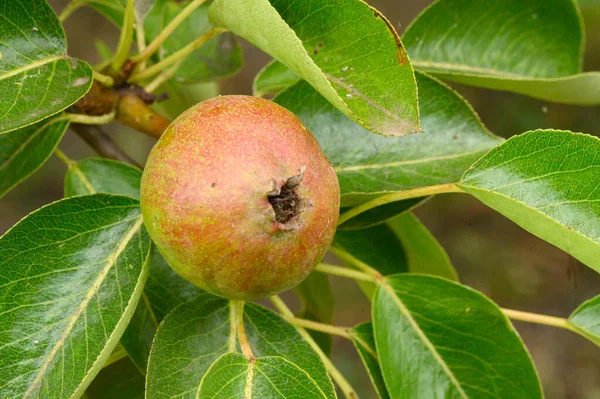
xmin=268 ymin=169 xmax=305 ymax=224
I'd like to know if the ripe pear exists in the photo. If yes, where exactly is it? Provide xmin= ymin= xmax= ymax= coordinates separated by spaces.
xmin=140 ymin=95 xmax=340 ymax=300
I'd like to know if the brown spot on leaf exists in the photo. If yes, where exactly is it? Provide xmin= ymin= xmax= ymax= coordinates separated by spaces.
xmin=369 ymin=5 xmax=407 ymax=66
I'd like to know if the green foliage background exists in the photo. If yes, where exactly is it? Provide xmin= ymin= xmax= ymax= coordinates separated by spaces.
xmin=1 ymin=0 xmax=599 ymax=397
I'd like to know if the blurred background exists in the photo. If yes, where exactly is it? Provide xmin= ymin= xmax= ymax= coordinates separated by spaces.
xmin=3 ymin=0 xmax=600 ymax=397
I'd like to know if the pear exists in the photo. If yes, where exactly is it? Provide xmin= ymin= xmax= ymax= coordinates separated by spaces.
xmin=140 ymin=96 xmax=340 ymax=300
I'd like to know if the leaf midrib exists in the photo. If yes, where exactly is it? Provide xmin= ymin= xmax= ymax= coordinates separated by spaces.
xmin=0 ymin=54 xmax=67 ymax=81
xmin=22 ymin=216 xmax=144 ymax=398
xmin=334 ymin=149 xmax=488 ymax=173
xmin=380 ymin=280 xmax=469 ymax=398
xmin=0 ymin=118 xmax=65 ymax=172
xmin=413 ymin=61 xmax=525 ymax=78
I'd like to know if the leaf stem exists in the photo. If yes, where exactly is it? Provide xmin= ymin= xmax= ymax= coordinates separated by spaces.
xmin=145 ymin=60 xmax=183 ymax=93
xmin=231 ymin=300 xmax=254 ymax=359
xmin=59 ymin=0 xmax=87 ymax=23
xmin=337 ymin=183 xmax=464 ymax=226
xmin=128 ymin=27 xmax=226 ymax=83
xmin=314 ymin=263 xmax=376 ymax=283
xmin=270 ymin=296 xmax=359 ymax=399
xmin=93 ymin=70 xmax=114 ymax=87
xmin=329 ymin=247 xmax=381 ymax=279
xmin=111 ymin=0 xmax=135 ymax=72
xmin=131 ymin=0 xmax=208 ymax=64
xmin=285 ymin=316 xmax=353 ymax=339
xmin=134 ymin=10 xmax=147 ymax=71
xmin=501 ymin=308 xmax=577 ymax=332
xmin=55 ymin=147 xmax=99 ymax=195
xmin=54 ymin=148 xmax=73 ymax=167
xmin=65 ymin=111 xmax=116 ymax=125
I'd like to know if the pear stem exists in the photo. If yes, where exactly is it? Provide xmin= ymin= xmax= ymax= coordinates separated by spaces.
xmin=231 ymin=300 xmax=254 ymax=359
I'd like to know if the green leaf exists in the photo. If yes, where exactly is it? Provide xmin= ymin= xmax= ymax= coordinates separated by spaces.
xmin=240 ymin=305 xmax=335 ymax=398
xmin=209 ymin=0 xmax=420 ymax=137
xmin=147 ymin=296 xmax=335 ymax=398
xmin=351 ymin=323 xmax=390 ymax=399
xmin=144 ymin=0 xmax=243 ymax=83
xmin=85 ymin=357 xmax=145 ymax=399
xmin=198 ymin=352 xmax=330 ymax=398
xmin=387 ymin=212 xmax=458 ymax=281
xmin=64 ymin=158 xmax=142 ymax=198
xmin=274 ymin=73 xmax=502 ymax=218
xmin=0 ymin=0 xmax=93 ymax=133
xmin=196 ymin=352 xmax=248 ymax=398
xmin=146 ymin=293 xmax=230 ymax=399
xmin=0 ymin=194 xmax=151 ymax=398
xmin=61 ymin=159 xmax=201 ymax=372
xmin=0 ymin=117 xmax=68 ymax=198
xmin=373 ymin=275 xmax=542 ymax=398
xmin=569 ymin=295 xmax=600 ymax=346
xmin=295 ymin=272 xmax=334 ymax=355
xmin=403 ymin=0 xmax=600 ymax=105
xmin=253 ymin=60 xmax=301 ymax=97
xmin=459 ymin=130 xmax=600 ymax=275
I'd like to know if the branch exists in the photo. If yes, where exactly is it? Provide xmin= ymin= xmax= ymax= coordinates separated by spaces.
xmin=70 ymin=124 xmax=140 ymax=168
xmin=117 ymin=95 xmax=171 ymax=138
